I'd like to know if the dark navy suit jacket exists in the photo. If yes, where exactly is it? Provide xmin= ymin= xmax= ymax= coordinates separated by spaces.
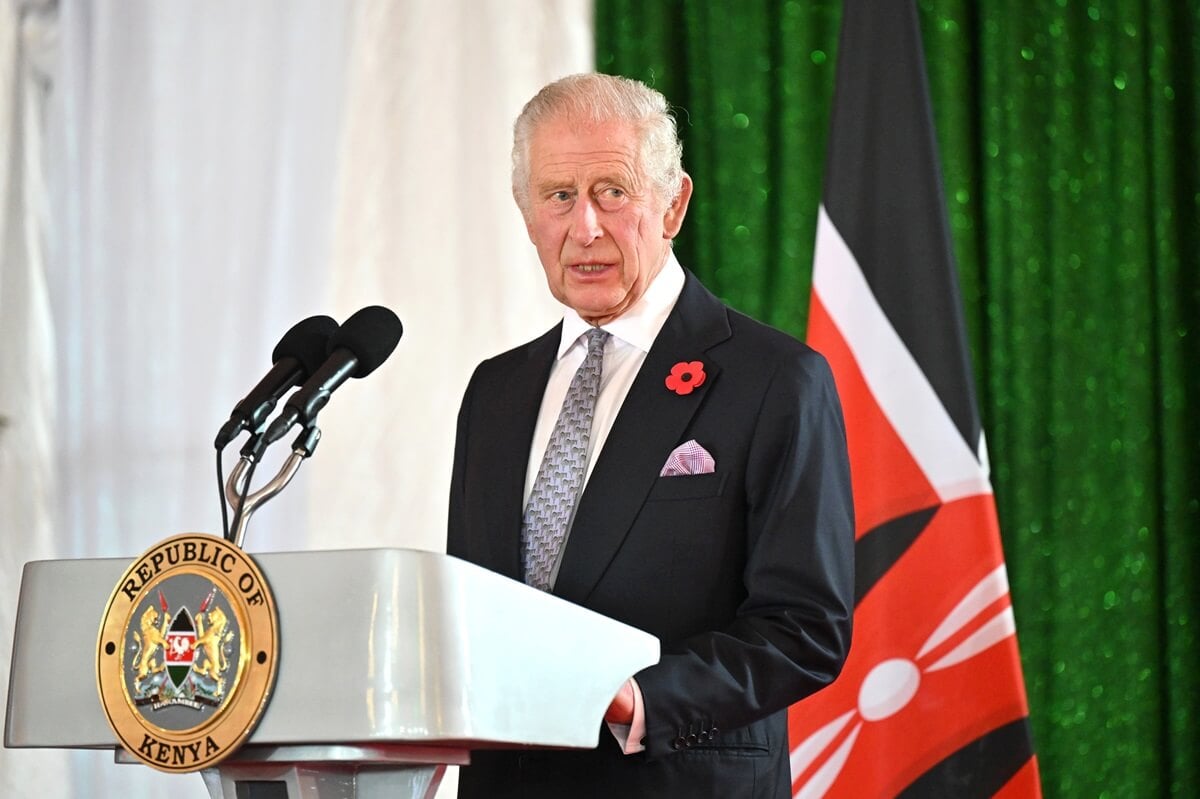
xmin=448 ymin=271 xmax=854 ymax=798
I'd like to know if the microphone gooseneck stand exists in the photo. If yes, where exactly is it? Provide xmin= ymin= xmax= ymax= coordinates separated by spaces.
xmin=205 ymin=423 xmax=456 ymax=799
xmin=223 ymin=425 xmax=321 ymax=548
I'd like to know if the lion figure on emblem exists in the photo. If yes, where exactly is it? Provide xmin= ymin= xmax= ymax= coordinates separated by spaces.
xmin=132 ymin=605 xmax=169 ymax=683
xmin=193 ymin=606 xmax=233 ymax=696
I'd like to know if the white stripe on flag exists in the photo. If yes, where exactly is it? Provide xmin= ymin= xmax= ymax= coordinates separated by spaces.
xmin=795 ymin=721 xmax=862 ymax=799
xmin=790 ymin=709 xmax=856 ymax=780
xmin=925 ymin=606 xmax=1018 ymax=672
xmin=811 ymin=205 xmax=991 ymax=502
xmin=917 ymin=564 xmax=1009 ymax=658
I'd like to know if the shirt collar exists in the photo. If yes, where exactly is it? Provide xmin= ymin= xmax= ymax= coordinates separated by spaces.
xmin=557 ymin=252 xmax=685 ymax=359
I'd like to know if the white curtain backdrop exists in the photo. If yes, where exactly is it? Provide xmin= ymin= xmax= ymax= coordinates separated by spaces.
xmin=0 ymin=1 xmax=592 ymax=797
xmin=1 ymin=1 xmax=69 ymax=796
xmin=308 ymin=0 xmax=585 ymax=550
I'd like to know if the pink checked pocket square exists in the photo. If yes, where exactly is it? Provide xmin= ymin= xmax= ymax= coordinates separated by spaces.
xmin=660 ymin=440 xmax=716 ymax=477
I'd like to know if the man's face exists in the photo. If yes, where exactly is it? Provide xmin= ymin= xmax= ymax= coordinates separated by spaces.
xmin=523 ymin=117 xmax=691 ymax=326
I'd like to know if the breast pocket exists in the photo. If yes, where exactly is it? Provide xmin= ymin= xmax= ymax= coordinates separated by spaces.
xmin=644 ymin=471 xmax=727 ymax=502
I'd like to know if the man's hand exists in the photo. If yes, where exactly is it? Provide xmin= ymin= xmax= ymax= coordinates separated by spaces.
xmin=604 ymin=679 xmax=636 ymax=725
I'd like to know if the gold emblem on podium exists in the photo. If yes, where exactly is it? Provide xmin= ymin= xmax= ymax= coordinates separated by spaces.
xmin=96 ymin=533 xmax=279 ymax=772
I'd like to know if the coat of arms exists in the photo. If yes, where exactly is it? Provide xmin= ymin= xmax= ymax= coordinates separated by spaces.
xmin=130 ymin=586 xmax=235 ymax=710
xmin=96 ymin=532 xmax=278 ymax=773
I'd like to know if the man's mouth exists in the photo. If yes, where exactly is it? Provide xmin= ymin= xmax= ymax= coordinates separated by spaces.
xmin=569 ymin=263 xmax=611 ymax=273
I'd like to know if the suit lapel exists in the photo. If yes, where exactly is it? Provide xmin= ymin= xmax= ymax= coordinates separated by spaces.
xmin=554 ymin=273 xmax=732 ymax=605
xmin=482 ymin=324 xmax=559 ymax=580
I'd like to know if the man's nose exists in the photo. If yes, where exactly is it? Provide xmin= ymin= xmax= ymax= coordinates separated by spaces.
xmin=569 ymin=198 xmax=603 ymax=245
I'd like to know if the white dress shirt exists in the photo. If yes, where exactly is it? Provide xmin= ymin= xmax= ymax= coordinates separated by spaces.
xmin=523 ymin=252 xmax=686 ymax=577
xmin=523 ymin=253 xmax=685 ymax=756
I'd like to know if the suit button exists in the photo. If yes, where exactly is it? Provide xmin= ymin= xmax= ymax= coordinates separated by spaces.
xmin=710 ymin=726 xmax=719 ymax=738
xmin=686 ymin=733 xmax=698 ymax=747
xmin=697 ymin=730 xmax=709 ymax=744
xmin=672 ymin=736 xmax=685 ymax=750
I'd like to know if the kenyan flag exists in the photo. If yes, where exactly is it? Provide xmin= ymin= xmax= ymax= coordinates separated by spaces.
xmin=788 ymin=2 xmax=1040 ymax=796
xmin=165 ymin=607 xmax=197 ymax=688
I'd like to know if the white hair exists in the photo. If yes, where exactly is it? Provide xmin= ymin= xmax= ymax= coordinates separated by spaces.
xmin=511 ymin=73 xmax=685 ymax=215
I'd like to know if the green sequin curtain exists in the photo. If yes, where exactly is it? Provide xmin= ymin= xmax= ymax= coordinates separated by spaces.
xmin=596 ymin=1 xmax=1199 ymax=796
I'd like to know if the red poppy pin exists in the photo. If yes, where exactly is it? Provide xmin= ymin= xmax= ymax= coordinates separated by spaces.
xmin=665 ymin=360 xmax=707 ymax=396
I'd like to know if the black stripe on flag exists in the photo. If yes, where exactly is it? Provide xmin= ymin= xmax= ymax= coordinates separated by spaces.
xmin=821 ymin=0 xmax=982 ymax=459
xmin=897 ymin=717 xmax=1036 ymax=798
xmin=854 ymin=505 xmax=939 ymax=605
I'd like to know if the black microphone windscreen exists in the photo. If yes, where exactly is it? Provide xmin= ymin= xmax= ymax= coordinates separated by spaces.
xmin=328 ymin=306 xmax=403 ymax=378
xmin=273 ymin=315 xmax=339 ymax=374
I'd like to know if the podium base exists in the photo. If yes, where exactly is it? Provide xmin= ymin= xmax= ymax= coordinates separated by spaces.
xmin=199 ymin=762 xmax=444 ymax=799
xmin=117 ymin=743 xmax=467 ymax=799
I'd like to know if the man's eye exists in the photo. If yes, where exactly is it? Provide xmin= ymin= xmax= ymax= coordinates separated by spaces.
xmin=596 ymin=187 xmax=627 ymax=211
xmin=551 ymin=191 xmax=572 ymax=202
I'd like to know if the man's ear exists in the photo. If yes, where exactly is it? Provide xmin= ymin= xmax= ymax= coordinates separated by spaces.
xmin=662 ymin=173 xmax=693 ymax=239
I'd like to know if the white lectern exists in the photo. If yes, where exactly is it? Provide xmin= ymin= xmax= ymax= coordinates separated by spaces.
xmin=5 ymin=548 xmax=660 ymax=799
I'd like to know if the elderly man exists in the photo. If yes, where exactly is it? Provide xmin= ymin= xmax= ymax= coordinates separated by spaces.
xmin=447 ymin=73 xmax=854 ymax=798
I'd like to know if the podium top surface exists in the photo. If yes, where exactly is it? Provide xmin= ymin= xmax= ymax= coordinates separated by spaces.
xmin=5 ymin=547 xmax=659 ymax=752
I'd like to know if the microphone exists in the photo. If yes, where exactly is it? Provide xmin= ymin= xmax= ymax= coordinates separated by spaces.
xmin=214 ymin=315 xmax=338 ymax=449
xmin=259 ymin=305 xmax=403 ymax=447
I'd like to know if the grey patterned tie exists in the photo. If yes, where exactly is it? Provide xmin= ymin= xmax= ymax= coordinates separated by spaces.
xmin=522 ymin=327 xmax=610 ymax=591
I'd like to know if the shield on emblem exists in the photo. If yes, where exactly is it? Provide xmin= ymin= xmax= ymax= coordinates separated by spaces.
xmin=165 ymin=607 xmax=197 ymax=688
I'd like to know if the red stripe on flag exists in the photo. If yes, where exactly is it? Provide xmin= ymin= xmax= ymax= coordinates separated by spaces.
xmin=807 ymin=292 xmax=939 ymax=538
xmin=789 ymin=495 xmax=1029 ymax=797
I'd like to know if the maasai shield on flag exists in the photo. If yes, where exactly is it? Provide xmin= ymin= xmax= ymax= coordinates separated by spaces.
xmin=789 ymin=2 xmax=1041 ymax=796
xmin=165 ymin=606 xmax=197 ymax=688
